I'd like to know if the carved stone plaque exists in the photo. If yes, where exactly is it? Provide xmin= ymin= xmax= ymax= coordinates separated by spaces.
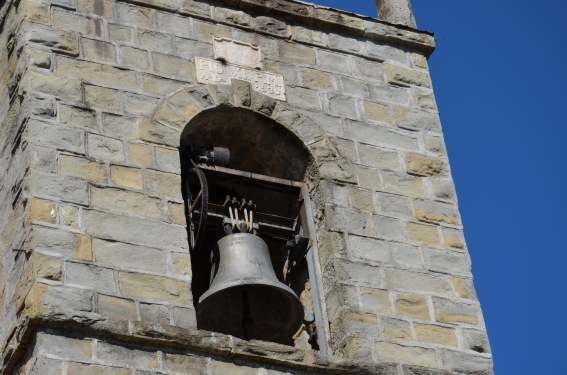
xmin=195 ymin=57 xmax=286 ymax=101
xmin=213 ymin=38 xmax=263 ymax=70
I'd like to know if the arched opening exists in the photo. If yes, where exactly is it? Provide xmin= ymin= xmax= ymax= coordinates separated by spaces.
xmin=179 ymin=107 xmax=318 ymax=347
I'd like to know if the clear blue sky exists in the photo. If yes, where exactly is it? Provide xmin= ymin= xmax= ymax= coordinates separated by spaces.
xmin=312 ymin=1 xmax=567 ymax=373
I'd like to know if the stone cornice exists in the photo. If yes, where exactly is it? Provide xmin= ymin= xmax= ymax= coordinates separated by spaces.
xmin=2 ymin=307 xmax=464 ymax=375
xmin=122 ymin=0 xmax=436 ymax=56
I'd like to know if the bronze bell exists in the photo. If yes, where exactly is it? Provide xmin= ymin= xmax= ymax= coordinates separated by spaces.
xmin=196 ymin=233 xmax=304 ymax=343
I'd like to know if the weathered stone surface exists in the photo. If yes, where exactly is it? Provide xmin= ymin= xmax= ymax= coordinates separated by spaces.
xmin=29 ymin=170 xmax=89 ymax=205
xmin=395 ymin=107 xmax=441 ymax=132
xmin=433 ymin=297 xmax=480 ymax=325
xmin=146 ymin=169 xmax=182 ymax=200
xmin=347 ymin=120 xmax=419 ymax=151
xmin=407 ymin=222 xmax=441 ymax=246
xmin=66 ymin=262 xmax=117 ymax=293
xmin=28 ymin=198 xmax=57 ymax=224
xmin=415 ymin=323 xmax=457 ymax=347
xmin=57 ymin=56 xmax=138 ymax=91
xmin=60 ymin=154 xmax=107 ymax=183
xmin=24 ymin=24 xmax=79 ymax=56
xmin=121 ymin=46 xmax=150 ymax=70
xmin=385 ymin=63 xmax=431 ymax=88
xmin=88 ymin=134 xmax=125 ymax=163
xmin=58 ymin=104 xmax=98 ymax=130
xmin=374 ymin=215 xmax=406 ymax=241
xmin=423 ymin=248 xmax=471 ymax=276
xmin=359 ymin=287 xmax=391 ymax=314
xmin=439 ymin=349 xmax=493 ymax=374
xmin=382 ymin=317 xmax=412 ymax=342
xmin=396 ymin=294 xmax=430 ymax=320
xmin=67 ymin=362 xmax=132 ymax=375
xmin=37 ymin=332 xmax=93 ymax=361
xmin=119 ymin=271 xmax=192 ymax=305
xmin=375 ymin=342 xmax=436 ymax=367
xmin=96 ymin=341 xmax=159 ymax=369
xmin=45 ymin=284 xmax=94 ymax=311
xmin=462 ymin=329 xmax=491 ymax=354
xmin=84 ymin=84 xmax=120 ymax=111
xmin=28 ymin=119 xmax=85 ymax=154
xmin=140 ymin=303 xmax=171 ymax=325
xmin=349 ymin=235 xmax=390 ymax=263
xmin=97 ymin=294 xmax=137 ymax=321
xmin=91 ymin=186 xmax=164 ymax=221
xmin=385 ymin=269 xmax=451 ymax=295
xmin=111 ymin=165 xmax=143 ymax=190
xmin=93 ymin=238 xmax=168 ymax=274
xmin=82 ymin=38 xmax=116 ymax=63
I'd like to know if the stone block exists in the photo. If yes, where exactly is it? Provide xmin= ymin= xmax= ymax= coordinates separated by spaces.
xmin=291 ymin=25 xmax=327 ymax=47
xmin=385 ymin=269 xmax=452 ymax=295
xmin=375 ymin=192 xmax=412 ymax=219
xmin=390 ymin=242 xmax=423 ymax=269
xmin=411 ymin=53 xmax=429 ymax=69
xmin=354 ymin=165 xmax=380 ymax=190
xmin=57 ymin=56 xmax=138 ymax=91
xmin=439 ymin=349 xmax=493 ymax=374
xmin=28 ymin=198 xmax=57 ymax=224
xmin=375 ymin=342 xmax=436 ymax=368
xmin=29 ymin=119 xmax=85 ymax=154
xmin=123 ymin=92 xmax=160 ymax=115
xmin=23 ymin=71 xmax=82 ymax=102
xmin=77 ymin=0 xmax=113 ymax=17
xmin=91 ymin=186 xmax=164 ymax=220
xmin=88 ymin=133 xmax=125 ymax=163
xmin=30 ymin=169 xmax=89 ymax=205
xmin=61 ymin=205 xmax=79 ymax=228
xmin=29 ymin=48 xmax=52 ymax=68
xmin=413 ymin=199 xmax=459 ymax=225
xmin=350 ymin=187 xmax=375 ymax=212
xmin=83 ymin=210 xmax=187 ymax=251
xmin=326 ymin=258 xmax=383 ymax=289
xmin=329 ymin=33 xmax=362 ymax=53
xmin=163 ymin=352 xmax=207 ymax=374
xmin=462 ymin=329 xmax=491 ymax=354
xmin=214 ymin=7 xmax=253 ymax=28
xmin=76 ymin=234 xmax=93 ymax=261
xmin=15 ymin=252 xmax=63 ymax=310
xmin=97 ymin=294 xmax=137 ymax=321
xmin=58 ymin=103 xmax=98 ymax=130
xmin=382 ymin=317 xmax=412 ymax=342
xmin=84 ymin=84 xmax=121 ymax=111
xmin=430 ymin=178 xmax=456 ymax=201
xmin=138 ymin=30 xmax=173 ymax=54
xmin=300 ymin=68 xmax=334 ymax=89
xmin=120 ymin=46 xmax=150 ymax=70
xmin=115 ymin=2 xmax=154 ymax=29
xmin=363 ymin=102 xmax=392 ymax=123
xmin=374 ymin=215 xmax=406 ymax=242
xmin=68 ymin=362 xmax=132 ymax=375
xmin=370 ymin=84 xmax=410 ymax=105
xmin=255 ymin=16 xmax=288 ymax=37
xmin=211 ymin=361 xmax=258 ymax=375
xmin=152 ymin=52 xmax=195 ymax=81
xmin=384 ymin=63 xmax=431 ymax=88
xmin=277 ymin=42 xmax=316 ymax=65
xmin=172 ymin=253 xmax=191 ymax=277
xmin=353 ymin=57 xmax=384 ymax=83
xmin=119 ymin=271 xmax=192 ymax=305
xmin=395 ymin=107 xmax=441 ymax=132
xmin=96 ymin=341 xmax=159 ymax=369
xmin=348 ymin=234 xmax=391 ymax=263
xmin=347 ymin=120 xmax=419 ymax=152
xmin=396 ymin=294 xmax=430 ymax=320
xmin=45 ymin=283 xmax=94 ymax=311
xmin=405 ymin=153 xmax=446 ymax=177
xmin=366 ymin=42 xmax=408 ymax=64
xmin=32 ymin=225 xmax=82 ymax=258
xmin=140 ymin=117 xmax=181 ymax=147
xmin=317 ymin=49 xmax=351 ymax=75
xmin=341 ymin=76 xmax=371 ymax=97
xmin=140 ymin=302 xmax=171 ymax=325
xmin=128 ymin=143 xmax=153 ymax=167
xmin=25 ymin=24 xmax=79 ymax=56
xmin=359 ymin=287 xmax=391 ymax=314
xmin=102 ymin=113 xmax=138 ymax=140
xmin=111 ymin=165 xmax=143 ymax=190
xmin=327 ymin=94 xmax=358 ymax=119
xmin=336 ymin=336 xmax=375 ymax=362
xmin=325 ymin=205 xmax=374 ymax=236
xmin=82 ymin=38 xmax=116 ymax=63
xmin=179 ymin=0 xmax=211 ymax=16
xmin=66 ymin=262 xmax=117 ymax=293
xmin=194 ymin=20 xmax=232 ymax=42
xmin=358 ymin=144 xmax=401 ymax=171
xmin=415 ymin=323 xmax=457 ymax=347
xmin=325 ymin=282 xmax=359 ymax=320
xmin=287 ymin=86 xmax=321 ymax=111
xmin=442 ymin=227 xmax=466 ymax=251
xmin=155 ymin=12 xmax=192 ymax=37
xmin=23 ymin=1 xmax=51 ymax=25
xmin=146 ymin=169 xmax=182 ymax=200
xmin=93 ymin=238 xmax=168 ymax=273
xmin=452 ymin=276 xmax=477 ymax=300
xmin=175 ymin=37 xmax=212 ymax=60
xmin=407 ymin=222 xmax=441 ymax=246
xmin=331 ymin=309 xmax=380 ymax=340
xmin=433 ymin=297 xmax=480 ymax=325
xmin=423 ymin=248 xmax=471 ymax=276
xmin=173 ymin=306 xmax=197 ymax=329
xmin=60 ymin=154 xmax=107 ymax=183
xmin=108 ymin=24 xmax=134 ymax=43
xmin=32 ymin=146 xmax=58 ymax=172
xmin=37 ymin=332 xmax=93 ymax=361
xmin=415 ymin=91 xmax=438 ymax=111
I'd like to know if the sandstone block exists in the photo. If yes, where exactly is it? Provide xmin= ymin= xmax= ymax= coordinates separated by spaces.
xmin=24 ymin=71 xmax=82 ymax=102
xmin=140 ymin=302 xmax=171 ymax=325
xmin=405 ymin=153 xmax=446 ymax=177
xmin=374 ymin=215 xmax=406 ymax=242
xmin=211 ymin=361 xmax=259 ymax=375
xmin=138 ymin=30 xmax=173 ymax=54
xmin=30 ymin=169 xmax=89 ymax=205
xmin=382 ymin=317 xmax=412 ymax=342
xmin=93 ymin=238 xmax=168 ymax=273
xmin=384 ymin=63 xmax=431 ymax=88
xmin=424 ymin=248 xmax=471 ymax=276
xmin=348 ymin=234 xmax=391 ymax=263
xmin=23 ymin=1 xmax=51 ymax=25
xmin=32 ymin=145 xmax=58 ymax=172
xmin=358 ymin=144 xmax=401 ymax=171
xmin=15 ymin=252 xmax=64 ymax=310
xmin=97 ymin=294 xmax=137 ymax=321
xmin=173 ymin=306 xmax=197 ymax=329
xmin=115 ymin=3 xmax=153 ymax=29
xmin=32 ymin=225 xmax=83 ymax=258
xmin=291 ymin=25 xmax=327 ymax=47
xmin=407 ymin=222 xmax=440 ymax=246
xmin=415 ymin=323 xmax=457 ymax=347
xmin=347 ymin=120 xmax=419 ymax=152
xmin=60 ymin=154 xmax=107 ymax=183
xmin=128 ymin=143 xmax=153 ymax=167
xmin=103 ymin=113 xmax=138 ymax=140
xmin=82 ymin=38 xmax=116 ymax=63
xmin=53 ymin=8 xmax=103 ymax=38
xmin=29 ymin=119 xmax=85 ymax=154
xmin=140 ymin=117 xmax=181 ymax=147
xmin=327 ymin=94 xmax=358 ymax=119
xmin=350 ymin=187 xmax=375 ymax=213
xmin=396 ymin=294 xmax=430 ymax=320
xmin=278 ymin=42 xmax=316 ymax=65
xmin=325 ymin=282 xmax=359 ymax=320
xmin=256 ymin=16 xmax=288 ymax=37
xmin=175 ymin=37 xmax=213 ymax=60
xmin=96 ymin=341 xmax=159 ymax=369
xmin=45 ymin=283 xmax=94 ymax=311
xmin=325 ymin=205 xmax=374 ymax=236
xmin=370 ymin=83 xmax=409 ymax=105
xmin=364 ymin=102 xmax=392 ymax=123
xmin=462 ymin=329 xmax=491 ymax=354
xmin=119 ymin=271 xmax=192 ymax=305
xmin=336 ymin=336 xmax=375 ymax=362
xmin=163 ymin=352 xmax=207 ymax=373
xmin=61 ymin=205 xmax=79 ymax=228
xmin=156 ymin=11 xmax=192 ymax=36
xmin=375 ymin=192 xmax=412 ymax=219
xmin=29 ymin=48 xmax=52 ymax=68
xmin=88 ymin=133 xmax=125 ymax=163
xmin=390 ymin=242 xmax=423 ymax=269
xmin=108 ymin=24 xmax=134 ymax=43
xmin=37 ymin=332 xmax=93 ymax=361
xmin=287 ymin=87 xmax=321 ymax=111
xmin=28 ymin=198 xmax=57 ymax=224
xmin=77 ymin=0 xmax=113 ymax=17
xmin=375 ymin=342 xmax=436 ymax=368
xmin=111 ymin=165 xmax=143 ymax=190
xmin=25 ymin=24 xmax=79 ymax=56
xmin=386 ymin=269 xmax=451 ymax=295
xmin=359 ymin=287 xmax=391 ymax=314
xmin=366 ymin=41 xmax=408 ymax=63
xmin=439 ymin=349 xmax=493 ymax=373
xmin=66 ymin=262 xmax=117 ymax=293
xmin=123 ymin=92 xmax=159 ymax=115
xmin=354 ymin=165 xmax=380 ymax=190
xmin=152 ymin=52 xmax=195 ymax=81
xmin=68 ymin=362 xmax=132 ymax=375
xmin=342 ymin=76 xmax=371 ymax=97
xmin=120 ymin=46 xmax=150 ymax=70
xmin=414 ymin=199 xmax=459 ymax=225
xmin=328 ymin=32 xmax=362 ymax=53
xmin=76 ymin=234 xmax=93 ymax=261
xmin=431 ymin=178 xmax=457 ymax=201
xmin=327 ymin=258 xmax=383 ymax=289
xmin=433 ymin=297 xmax=480 ymax=325
xmin=83 ymin=210 xmax=187 ymax=251
xmin=452 ymin=276 xmax=477 ymax=300
xmin=300 ymin=68 xmax=334 ymax=89
xmin=146 ymin=169 xmax=182 ymax=200
xmin=395 ymin=107 xmax=441 ymax=132
xmin=415 ymin=91 xmax=438 ymax=111
xmin=172 ymin=253 xmax=191 ymax=277
xmin=84 ymin=84 xmax=120 ymax=111
xmin=58 ymin=103 xmax=98 ymax=130
xmin=57 ymin=56 xmax=138 ymax=91
xmin=92 ymin=186 xmax=164 ymax=220
xmin=411 ymin=53 xmax=429 ymax=69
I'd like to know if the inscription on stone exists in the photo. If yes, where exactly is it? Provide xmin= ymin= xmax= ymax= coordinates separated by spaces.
xmin=213 ymin=37 xmax=263 ymax=70
xmin=195 ymin=57 xmax=286 ymax=101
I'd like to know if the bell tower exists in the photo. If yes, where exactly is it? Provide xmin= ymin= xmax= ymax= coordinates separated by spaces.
xmin=0 ymin=0 xmax=493 ymax=374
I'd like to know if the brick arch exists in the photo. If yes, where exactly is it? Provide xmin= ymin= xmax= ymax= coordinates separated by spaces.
xmin=144 ymin=82 xmax=356 ymax=185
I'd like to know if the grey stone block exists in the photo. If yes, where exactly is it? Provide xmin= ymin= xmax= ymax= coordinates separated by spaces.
xmin=140 ymin=302 xmax=171 ymax=325
xmin=32 ymin=225 xmax=79 ymax=258
xmin=385 ymin=268 xmax=452 ymax=295
xmin=374 ymin=215 xmax=406 ymax=241
xmin=29 ymin=170 xmax=89 ymax=205
xmin=317 ymin=50 xmax=352 ymax=76
xmin=66 ymin=262 xmax=117 ymax=293
xmin=102 ymin=113 xmax=138 ymax=140
xmin=327 ymin=94 xmax=358 ymax=119
xmin=375 ymin=192 xmax=413 ymax=219
xmin=462 ymin=329 xmax=492 ymax=354
xmin=358 ymin=144 xmax=401 ymax=171
xmin=390 ymin=242 xmax=422 ymax=269
xmin=28 ymin=118 xmax=85 ymax=154
xmin=96 ymin=341 xmax=159 ymax=369
xmin=325 ymin=205 xmax=374 ymax=236
xmin=370 ymin=84 xmax=409 ymax=105
xmin=87 ymin=133 xmax=125 ymax=163
xmin=348 ymin=234 xmax=391 ymax=263
xmin=346 ymin=120 xmax=419 ymax=151
xmin=37 ymin=333 xmax=92 ymax=361
xmin=365 ymin=41 xmax=408 ymax=63
xmin=46 ymin=284 xmax=94 ymax=311
xmin=439 ymin=349 xmax=493 ymax=374
xmin=423 ymin=247 xmax=472 ymax=276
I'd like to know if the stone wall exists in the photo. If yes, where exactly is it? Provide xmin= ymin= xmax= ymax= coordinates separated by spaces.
xmin=0 ymin=0 xmax=493 ymax=374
